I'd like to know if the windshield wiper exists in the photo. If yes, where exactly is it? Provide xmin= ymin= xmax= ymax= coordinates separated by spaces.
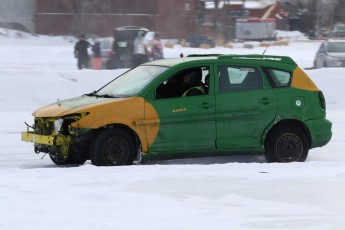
xmin=97 ymin=94 xmax=119 ymax=98
xmin=85 ymin=91 xmax=97 ymax=96
xmin=85 ymin=92 xmax=121 ymax=98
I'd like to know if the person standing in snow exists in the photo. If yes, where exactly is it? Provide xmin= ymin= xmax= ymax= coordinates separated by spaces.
xmin=74 ymin=35 xmax=91 ymax=69
xmin=150 ymin=32 xmax=163 ymax=60
xmin=133 ymin=31 xmax=148 ymax=66
xmin=91 ymin=38 xmax=101 ymax=70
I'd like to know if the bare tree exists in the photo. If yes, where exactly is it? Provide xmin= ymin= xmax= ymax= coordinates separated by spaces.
xmin=301 ymin=0 xmax=339 ymax=34
xmin=334 ymin=0 xmax=345 ymax=24
xmin=212 ymin=0 xmax=220 ymax=35
xmin=62 ymin=0 xmax=111 ymax=36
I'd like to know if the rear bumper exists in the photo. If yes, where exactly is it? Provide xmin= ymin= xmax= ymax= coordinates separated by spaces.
xmin=306 ymin=118 xmax=332 ymax=148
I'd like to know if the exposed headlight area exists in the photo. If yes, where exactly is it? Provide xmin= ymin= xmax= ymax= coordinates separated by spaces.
xmin=34 ymin=113 xmax=88 ymax=136
xmin=54 ymin=119 xmax=63 ymax=133
xmin=22 ymin=113 xmax=90 ymax=157
xmin=34 ymin=117 xmax=55 ymax=135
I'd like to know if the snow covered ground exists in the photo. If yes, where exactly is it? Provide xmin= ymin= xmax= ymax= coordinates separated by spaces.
xmin=1 ymin=29 xmax=345 ymax=229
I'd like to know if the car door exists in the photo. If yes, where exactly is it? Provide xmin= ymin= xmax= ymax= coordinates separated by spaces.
xmin=215 ymin=64 xmax=277 ymax=149
xmin=147 ymin=65 xmax=216 ymax=153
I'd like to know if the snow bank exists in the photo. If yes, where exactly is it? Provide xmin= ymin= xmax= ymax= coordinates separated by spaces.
xmin=1 ymin=29 xmax=345 ymax=230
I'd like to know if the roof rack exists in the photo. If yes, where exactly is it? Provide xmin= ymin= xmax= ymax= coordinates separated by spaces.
xmin=217 ymin=54 xmax=297 ymax=65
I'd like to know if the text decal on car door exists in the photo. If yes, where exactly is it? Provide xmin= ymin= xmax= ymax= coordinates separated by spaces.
xmin=172 ymin=108 xmax=187 ymax=113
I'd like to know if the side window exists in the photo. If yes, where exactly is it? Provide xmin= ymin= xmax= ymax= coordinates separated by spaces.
xmin=218 ymin=65 xmax=263 ymax=93
xmin=156 ymin=66 xmax=209 ymax=99
xmin=267 ymin=69 xmax=291 ymax=88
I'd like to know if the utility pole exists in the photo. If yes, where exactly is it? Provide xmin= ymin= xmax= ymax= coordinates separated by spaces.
xmin=242 ymin=0 xmax=246 ymax=17
xmin=195 ymin=0 xmax=204 ymax=36
xmin=330 ymin=0 xmax=335 ymax=28
xmin=316 ymin=0 xmax=321 ymax=36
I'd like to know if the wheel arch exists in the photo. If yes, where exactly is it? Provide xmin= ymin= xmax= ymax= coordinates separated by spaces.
xmin=89 ymin=123 xmax=140 ymax=166
xmin=90 ymin=123 xmax=142 ymax=149
xmin=264 ymin=119 xmax=311 ymax=148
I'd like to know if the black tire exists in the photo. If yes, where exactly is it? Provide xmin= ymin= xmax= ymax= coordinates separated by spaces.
xmin=49 ymin=154 xmax=87 ymax=166
xmin=90 ymin=129 xmax=136 ymax=166
xmin=264 ymin=126 xmax=308 ymax=163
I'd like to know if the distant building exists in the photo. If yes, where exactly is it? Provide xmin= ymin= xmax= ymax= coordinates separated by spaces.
xmin=0 ymin=0 xmax=35 ymax=32
xmin=203 ymin=0 xmax=284 ymax=41
xmin=0 ymin=0 xmax=294 ymax=41
xmin=0 ymin=0 xmax=197 ymax=39
xmin=34 ymin=0 xmax=196 ymax=39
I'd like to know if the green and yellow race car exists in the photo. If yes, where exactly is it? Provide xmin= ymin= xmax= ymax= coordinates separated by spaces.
xmin=21 ymin=54 xmax=332 ymax=166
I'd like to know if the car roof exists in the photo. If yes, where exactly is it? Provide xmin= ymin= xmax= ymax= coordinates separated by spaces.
xmin=143 ymin=54 xmax=297 ymax=68
xmin=144 ymin=55 xmax=218 ymax=67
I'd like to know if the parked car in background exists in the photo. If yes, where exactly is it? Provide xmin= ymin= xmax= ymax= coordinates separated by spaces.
xmin=92 ymin=27 xmax=150 ymax=69
xmin=314 ymin=40 xmax=345 ymax=68
xmin=22 ymin=54 xmax=332 ymax=166
xmin=185 ymin=35 xmax=215 ymax=48
xmin=95 ymin=27 xmax=156 ymax=69
xmin=112 ymin=26 xmax=149 ymax=68
xmin=333 ymin=23 xmax=345 ymax=37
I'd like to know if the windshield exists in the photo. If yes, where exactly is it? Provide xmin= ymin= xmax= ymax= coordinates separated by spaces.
xmin=327 ymin=42 xmax=345 ymax=52
xmin=96 ymin=65 xmax=168 ymax=97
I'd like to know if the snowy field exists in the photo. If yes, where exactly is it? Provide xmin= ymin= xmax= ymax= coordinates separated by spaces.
xmin=1 ymin=29 xmax=345 ymax=229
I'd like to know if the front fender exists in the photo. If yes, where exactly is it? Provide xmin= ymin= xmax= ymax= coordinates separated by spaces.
xmin=71 ymin=97 xmax=160 ymax=152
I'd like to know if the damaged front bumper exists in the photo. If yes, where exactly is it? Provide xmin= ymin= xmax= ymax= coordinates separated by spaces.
xmin=21 ymin=131 xmax=55 ymax=145
xmin=21 ymin=113 xmax=87 ymax=160
xmin=21 ymin=128 xmax=71 ymax=160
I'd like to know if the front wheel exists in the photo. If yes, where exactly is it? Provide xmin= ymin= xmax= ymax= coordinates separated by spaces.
xmin=90 ymin=129 xmax=136 ymax=166
xmin=264 ymin=127 xmax=309 ymax=163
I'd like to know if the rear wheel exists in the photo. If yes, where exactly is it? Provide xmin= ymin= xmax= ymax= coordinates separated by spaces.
xmin=90 ymin=129 xmax=136 ymax=166
xmin=264 ymin=127 xmax=308 ymax=163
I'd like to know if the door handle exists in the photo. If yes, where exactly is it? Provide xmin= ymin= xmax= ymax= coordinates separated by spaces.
xmin=198 ymin=103 xmax=213 ymax=109
xmin=259 ymin=97 xmax=272 ymax=105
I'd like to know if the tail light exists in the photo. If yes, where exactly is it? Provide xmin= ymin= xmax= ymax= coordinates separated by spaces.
xmin=318 ymin=91 xmax=326 ymax=111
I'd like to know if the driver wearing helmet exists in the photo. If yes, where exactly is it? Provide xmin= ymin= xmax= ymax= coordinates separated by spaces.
xmin=181 ymin=68 xmax=206 ymax=97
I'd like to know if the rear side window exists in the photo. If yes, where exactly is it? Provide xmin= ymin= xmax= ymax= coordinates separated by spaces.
xmin=267 ymin=69 xmax=291 ymax=88
xmin=218 ymin=65 xmax=263 ymax=93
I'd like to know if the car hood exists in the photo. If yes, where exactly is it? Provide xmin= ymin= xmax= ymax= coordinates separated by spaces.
xmin=32 ymin=95 xmax=128 ymax=117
